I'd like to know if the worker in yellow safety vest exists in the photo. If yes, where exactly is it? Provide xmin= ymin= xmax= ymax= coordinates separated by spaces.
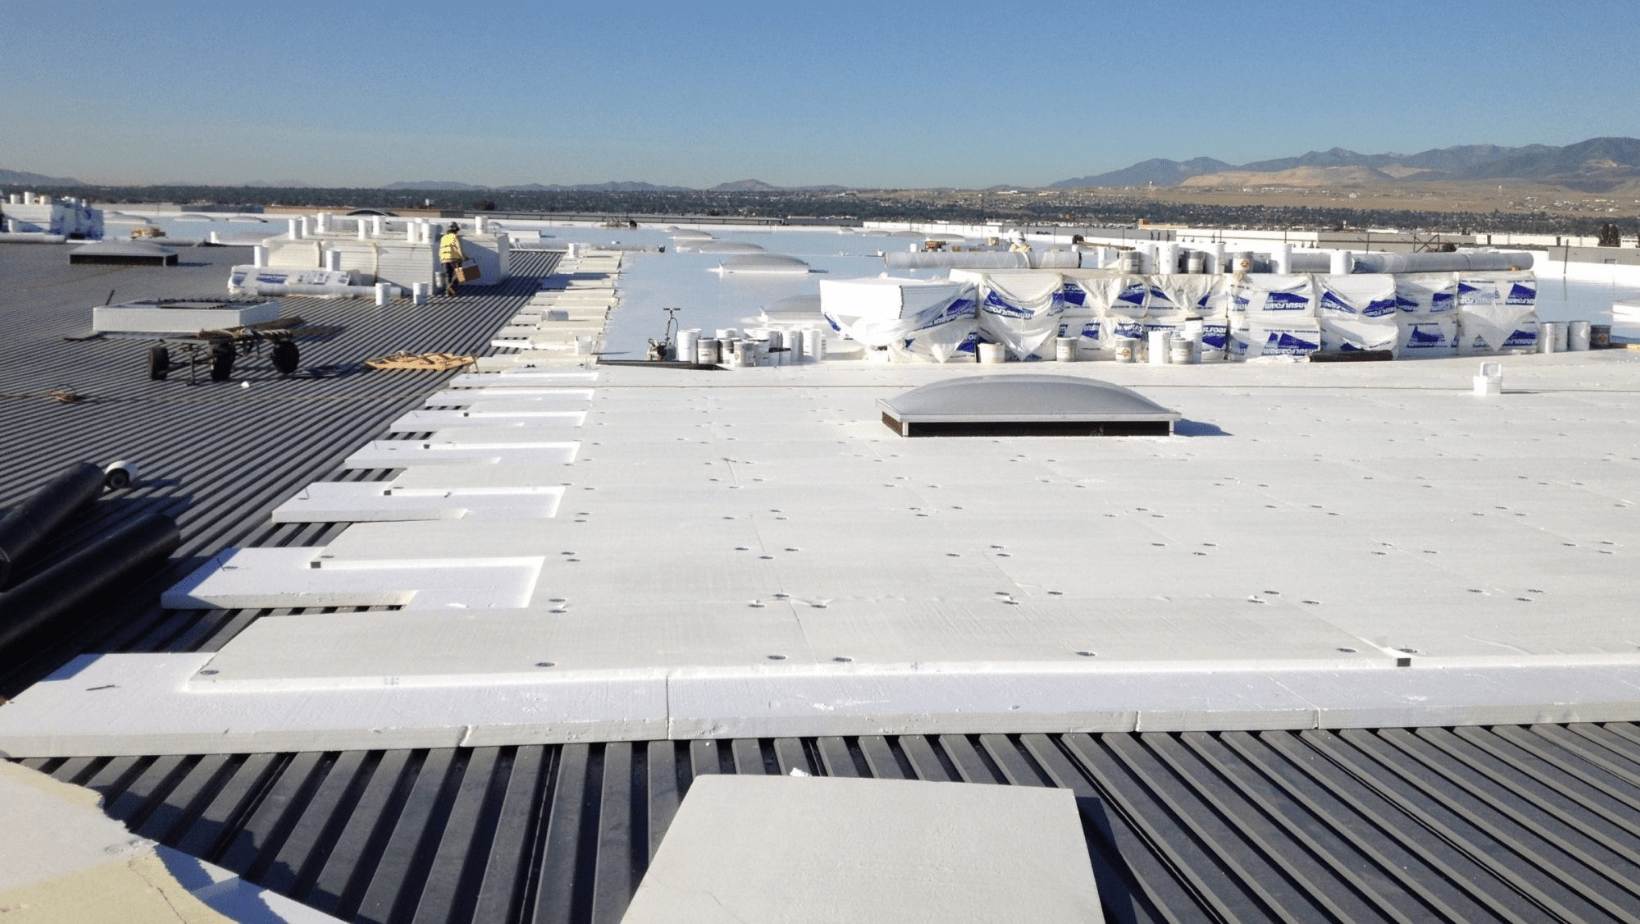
xmin=439 ymin=223 xmax=467 ymax=296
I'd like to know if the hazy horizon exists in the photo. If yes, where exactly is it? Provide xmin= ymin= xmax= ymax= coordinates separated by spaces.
xmin=3 ymin=0 xmax=1636 ymax=189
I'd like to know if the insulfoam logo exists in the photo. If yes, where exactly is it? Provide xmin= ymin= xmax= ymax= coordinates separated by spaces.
xmin=984 ymin=292 xmax=1033 ymax=319
xmin=1265 ymin=331 xmax=1319 ymax=352
xmin=1079 ymin=321 xmax=1102 ymax=339
xmin=1394 ymin=294 xmax=1421 ymax=313
xmin=257 ymin=274 xmax=286 ymax=285
xmin=1507 ymin=283 xmax=1536 ymax=306
xmin=1201 ymin=322 xmax=1228 ymax=349
xmin=1062 ymin=283 xmax=1086 ymax=306
xmin=1320 ymin=291 xmax=1356 ymax=315
xmin=1407 ymin=326 xmax=1445 ymax=345
xmin=1431 ymin=291 xmax=1454 ymax=312
xmin=1265 ymin=291 xmax=1311 ymax=311
xmin=1504 ymin=327 xmax=1538 ymax=348
xmin=229 ymin=272 xmax=246 ymax=286
xmin=1456 ymin=282 xmax=1493 ymax=307
xmin=1363 ymin=297 xmax=1396 ymax=319
xmin=1117 ymin=284 xmax=1147 ymax=307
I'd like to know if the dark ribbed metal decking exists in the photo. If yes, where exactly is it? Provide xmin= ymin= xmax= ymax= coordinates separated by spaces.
xmin=0 ymin=242 xmax=561 ymax=694
xmin=20 ymin=724 xmax=1640 ymax=924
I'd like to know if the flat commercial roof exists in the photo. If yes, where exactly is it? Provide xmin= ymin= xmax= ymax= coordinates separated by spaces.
xmin=2 ymin=231 xmax=1639 ymax=923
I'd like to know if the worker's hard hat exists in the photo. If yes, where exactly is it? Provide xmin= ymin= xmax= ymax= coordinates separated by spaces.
xmin=448 ymin=223 xmax=461 ymax=233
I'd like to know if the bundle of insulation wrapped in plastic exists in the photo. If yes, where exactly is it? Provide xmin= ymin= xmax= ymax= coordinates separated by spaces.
xmin=1317 ymin=275 xmax=1399 ymax=354
xmin=228 ymin=266 xmax=363 ymax=298
xmin=1150 ymin=274 xmax=1232 ymax=359
xmin=1058 ymin=271 xmax=1142 ymax=355
xmin=951 ymin=270 xmax=1065 ymax=361
xmin=1456 ymin=272 xmax=1538 ymax=354
xmin=1392 ymin=272 xmax=1461 ymax=358
xmin=818 ymin=277 xmax=978 ymax=363
xmin=1228 ymin=275 xmax=1321 ymax=359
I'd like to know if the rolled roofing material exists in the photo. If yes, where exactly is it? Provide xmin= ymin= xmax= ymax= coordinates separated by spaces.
xmin=0 ymin=232 xmax=69 ymax=244
xmin=886 ymin=250 xmax=1030 ymax=269
xmin=1351 ymin=250 xmax=1534 ymax=273
xmin=0 ymin=462 xmax=106 ymax=588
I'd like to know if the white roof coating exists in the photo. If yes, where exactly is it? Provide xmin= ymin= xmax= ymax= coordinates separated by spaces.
xmin=2 ymin=237 xmax=1639 ymax=758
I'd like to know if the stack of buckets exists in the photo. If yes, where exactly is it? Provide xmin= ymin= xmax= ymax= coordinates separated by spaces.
xmin=690 ymin=328 xmax=824 ymax=367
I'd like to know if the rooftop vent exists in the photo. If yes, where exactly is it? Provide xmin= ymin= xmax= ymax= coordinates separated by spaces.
xmin=67 ymin=241 xmax=178 ymax=266
xmin=878 ymin=374 xmax=1181 ymax=437
xmin=696 ymin=241 xmax=767 ymax=254
xmin=718 ymin=254 xmax=810 ymax=275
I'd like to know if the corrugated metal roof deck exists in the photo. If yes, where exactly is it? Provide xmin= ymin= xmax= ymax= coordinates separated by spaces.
xmin=17 ymin=725 xmax=1640 ymax=924
xmin=0 ymin=242 xmax=563 ymax=694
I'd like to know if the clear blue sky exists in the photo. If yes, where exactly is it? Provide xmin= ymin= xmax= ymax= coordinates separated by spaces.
xmin=2 ymin=0 xmax=1635 ymax=189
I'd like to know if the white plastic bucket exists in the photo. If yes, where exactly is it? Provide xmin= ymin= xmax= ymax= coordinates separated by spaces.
xmin=696 ymin=338 xmax=720 ymax=365
xmin=1148 ymin=331 xmax=1172 ymax=365
xmin=978 ymin=342 xmax=1007 ymax=364
xmin=1170 ymin=336 xmax=1197 ymax=364
xmin=677 ymin=329 xmax=700 ymax=363
xmin=1113 ymin=338 xmax=1138 ymax=362
xmin=1055 ymin=336 xmax=1077 ymax=362
xmin=802 ymin=328 xmax=824 ymax=362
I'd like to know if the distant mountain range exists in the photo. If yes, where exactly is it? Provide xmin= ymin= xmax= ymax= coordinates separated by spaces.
xmin=1052 ymin=137 xmax=1640 ymax=190
xmin=380 ymin=178 xmax=845 ymax=193
xmin=0 ymin=167 xmax=83 ymax=186
xmin=5 ymin=138 xmax=1638 ymax=196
